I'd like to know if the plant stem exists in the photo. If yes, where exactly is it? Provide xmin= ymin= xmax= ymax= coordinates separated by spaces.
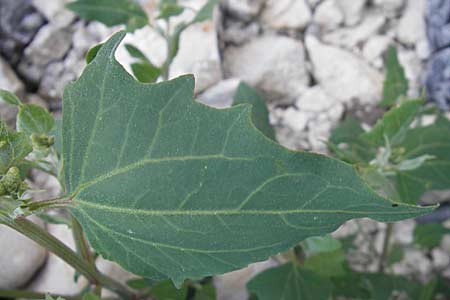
xmin=24 ymin=197 xmax=72 ymax=212
xmin=379 ymin=223 xmax=393 ymax=272
xmin=0 ymin=213 xmax=134 ymax=299
xmin=0 ymin=289 xmax=81 ymax=300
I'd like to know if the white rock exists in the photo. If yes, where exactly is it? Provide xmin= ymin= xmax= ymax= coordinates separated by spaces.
xmin=323 ymin=12 xmax=386 ymax=49
xmin=261 ymin=0 xmax=312 ymax=30
xmin=0 ymin=56 xmax=23 ymax=124
xmin=32 ymin=0 xmax=72 ymax=20
xmin=392 ymin=249 xmax=432 ymax=278
xmin=224 ymin=0 xmax=263 ymax=20
xmin=281 ymin=107 xmax=309 ymax=132
xmin=335 ymin=0 xmax=367 ymax=26
xmin=296 ymin=86 xmax=336 ymax=112
xmin=198 ymin=78 xmax=241 ymax=108
xmin=391 ymin=220 xmax=414 ymax=244
xmin=397 ymin=49 xmax=423 ymax=97
xmin=0 ymin=218 xmax=47 ymax=289
xmin=363 ymin=35 xmax=392 ymax=67
xmin=224 ymin=35 xmax=309 ymax=104
xmin=314 ymin=0 xmax=344 ymax=31
xmin=396 ymin=0 xmax=426 ymax=45
xmin=116 ymin=1 xmax=222 ymax=93
xmin=27 ymin=224 xmax=87 ymax=295
xmin=307 ymin=0 xmax=323 ymax=8
xmin=215 ymin=259 xmax=278 ymax=300
xmin=307 ymin=119 xmax=332 ymax=151
xmin=373 ymin=0 xmax=404 ymax=15
xmin=306 ymin=35 xmax=383 ymax=105
xmin=431 ymin=248 xmax=450 ymax=269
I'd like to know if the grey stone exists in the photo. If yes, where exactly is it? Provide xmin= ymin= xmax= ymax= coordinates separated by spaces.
xmin=223 ymin=0 xmax=263 ymax=21
xmin=425 ymin=48 xmax=450 ymax=110
xmin=198 ymin=78 xmax=241 ymax=108
xmin=224 ymin=35 xmax=310 ymax=104
xmin=396 ymin=0 xmax=426 ymax=45
xmin=373 ymin=0 xmax=405 ymax=16
xmin=314 ymin=0 xmax=344 ymax=31
xmin=0 ymin=0 xmax=46 ymax=65
xmin=336 ymin=0 xmax=367 ymax=26
xmin=0 ymin=56 xmax=24 ymax=124
xmin=426 ymin=0 xmax=450 ymax=52
xmin=0 ymin=217 xmax=47 ymax=289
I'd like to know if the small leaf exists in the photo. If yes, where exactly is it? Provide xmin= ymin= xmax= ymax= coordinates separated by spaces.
xmin=150 ymin=280 xmax=188 ymax=300
xmin=414 ymin=223 xmax=450 ymax=249
xmin=386 ymin=243 xmax=404 ymax=266
xmin=86 ymin=43 xmax=103 ymax=64
xmin=361 ymin=100 xmax=422 ymax=147
xmin=126 ymin=278 xmax=153 ymax=290
xmin=380 ymin=46 xmax=408 ymax=107
xmin=62 ymin=32 xmax=432 ymax=286
xmin=125 ymin=44 xmax=150 ymax=62
xmin=0 ymin=89 xmax=22 ymax=106
xmin=233 ymin=83 xmax=275 ymax=140
xmin=418 ymin=278 xmax=437 ymax=300
xmin=192 ymin=0 xmax=220 ymax=23
xmin=157 ymin=3 xmax=184 ymax=20
xmin=17 ymin=104 xmax=55 ymax=135
xmin=302 ymin=235 xmax=342 ymax=255
xmin=395 ymin=116 xmax=450 ymax=204
xmin=303 ymin=249 xmax=346 ymax=277
xmin=247 ymin=263 xmax=333 ymax=300
xmin=0 ymin=121 xmax=32 ymax=174
xmin=66 ymin=0 xmax=148 ymax=32
xmin=131 ymin=63 xmax=161 ymax=83
xmin=194 ymin=282 xmax=216 ymax=300
xmin=362 ymin=273 xmax=421 ymax=300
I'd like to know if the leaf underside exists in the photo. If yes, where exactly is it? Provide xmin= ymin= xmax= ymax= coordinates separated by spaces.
xmin=62 ymin=31 xmax=431 ymax=286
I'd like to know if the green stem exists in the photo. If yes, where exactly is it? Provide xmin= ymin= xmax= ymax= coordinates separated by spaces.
xmin=0 ymin=289 xmax=81 ymax=300
xmin=379 ymin=223 xmax=393 ymax=272
xmin=24 ymin=197 xmax=72 ymax=212
xmin=0 ymin=213 xmax=134 ymax=299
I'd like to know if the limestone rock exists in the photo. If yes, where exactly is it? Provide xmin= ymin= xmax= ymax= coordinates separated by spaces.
xmin=336 ymin=0 xmax=367 ymax=26
xmin=296 ymin=86 xmax=336 ymax=112
xmin=0 ymin=218 xmax=47 ymax=289
xmin=373 ymin=0 xmax=405 ymax=16
xmin=396 ymin=0 xmax=426 ymax=45
xmin=223 ymin=0 xmax=263 ymax=21
xmin=261 ymin=0 xmax=312 ymax=30
xmin=314 ymin=0 xmax=344 ymax=31
xmin=0 ymin=56 xmax=23 ymax=124
xmin=363 ymin=35 xmax=392 ymax=68
xmin=306 ymin=35 xmax=383 ymax=105
xmin=198 ymin=78 xmax=241 ymax=108
xmin=224 ymin=35 xmax=309 ymax=104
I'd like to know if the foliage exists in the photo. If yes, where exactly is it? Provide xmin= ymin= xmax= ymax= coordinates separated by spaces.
xmin=0 ymin=27 xmax=444 ymax=300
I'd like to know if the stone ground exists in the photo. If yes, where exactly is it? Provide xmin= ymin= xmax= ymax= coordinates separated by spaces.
xmin=0 ymin=0 xmax=449 ymax=299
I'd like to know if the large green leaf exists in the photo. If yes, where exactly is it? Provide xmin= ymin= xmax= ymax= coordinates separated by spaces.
xmin=247 ymin=263 xmax=333 ymax=300
xmin=380 ymin=46 xmax=408 ymax=107
xmin=62 ymin=32 xmax=431 ymax=286
xmin=66 ymin=0 xmax=148 ymax=31
xmin=0 ymin=121 xmax=32 ymax=174
xmin=395 ymin=116 xmax=450 ymax=204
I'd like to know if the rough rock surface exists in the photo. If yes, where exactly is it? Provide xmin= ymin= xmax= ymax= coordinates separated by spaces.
xmin=0 ymin=218 xmax=47 ymax=289
xmin=261 ymin=0 xmax=312 ymax=30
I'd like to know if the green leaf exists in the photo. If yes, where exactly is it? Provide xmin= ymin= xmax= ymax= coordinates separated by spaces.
xmin=131 ymin=63 xmax=161 ymax=83
xmin=66 ymin=0 xmax=148 ymax=32
xmin=247 ymin=263 xmax=333 ymax=300
xmin=125 ymin=44 xmax=150 ymax=62
xmin=17 ymin=104 xmax=55 ymax=135
xmin=86 ymin=43 xmax=103 ymax=64
xmin=362 ymin=273 xmax=421 ymax=300
xmin=157 ymin=3 xmax=184 ymax=20
xmin=0 ymin=89 xmax=22 ymax=106
xmin=195 ymin=282 xmax=216 ymax=300
xmin=233 ymin=83 xmax=275 ymax=140
xmin=62 ymin=32 xmax=432 ymax=286
xmin=150 ymin=280 xmax=188 ymax=300
xmin=126 ymin=278 xmax=153 ymax=290
xmin=328 ymin=117 xmax=375 ymax=164
xmin=192 ymin=0 xmax=220 ymax=23
xmin=0 ymin=121 xmax=32 ymax=174
xmin=380 ymin=46 xmax=408 ymax=107
xmin=303 ymin=249 xmax=346 ymax=277
xmin=413 ymin=223 xmax=450 ymax=249
xmin=81 ymin=292 xmax=100 ymax=300
xmin=395 ymin=116 xmax=450 ymax=204
xmin=386 ymin=243 xmax=404 ymax=266
xmin=417 ymin=278 xmax=437 ymax=300
xmin=361 ymin=100 xmax=422 ymax=147
xmin=302 ymin=235 xmax=342 ymax=255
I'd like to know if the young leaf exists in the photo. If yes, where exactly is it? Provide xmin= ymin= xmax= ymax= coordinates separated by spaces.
xmin=303 ymin=249 xmax=346 ymax=277
xmin=247 ymin=263 xmax=333 ymax=300
xmin=0 ymin=121 xmax=32 ymax=174
xmin=157 ymin=3 xmax=184 ymax=20
xmin=0 ymin=89 xmax=23 ymax=106
xmin=361 ymin=100 xmax=422 ymax=147
xmin=302 ymin=235 xmax=342 ymax=255
xmin=86 ymin=43 xmax=103 ymax=64
xmin=131 ymin=63 xmax=161 ymax=83
xmin=66 ymin=0 xmax=148 ymax=32
xmin=395 ymin=116 xmax=450 ymax=204
xmin=380 ymin=46 xmax=408 ymax=107
xmin=17 ymin=104 xmax=55 ymax=135
xmin=233 ymin=83 xmax=275 ymax=140
xmin=192 ymin=0 xmax=220 ymax=23
xmin=125 ymin=44 xmax=150 ymax=62
xmin=62 ymin=32 xmax=431 ymax=286
xmin=150 ymin=280 xmax=188 ymax=300
xmin=414 ymin=223 xmax=450 ymax=249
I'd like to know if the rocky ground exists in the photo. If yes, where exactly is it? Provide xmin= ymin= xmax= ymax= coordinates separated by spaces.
xmin=0 ymin=0 xmax=449 ymax=299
